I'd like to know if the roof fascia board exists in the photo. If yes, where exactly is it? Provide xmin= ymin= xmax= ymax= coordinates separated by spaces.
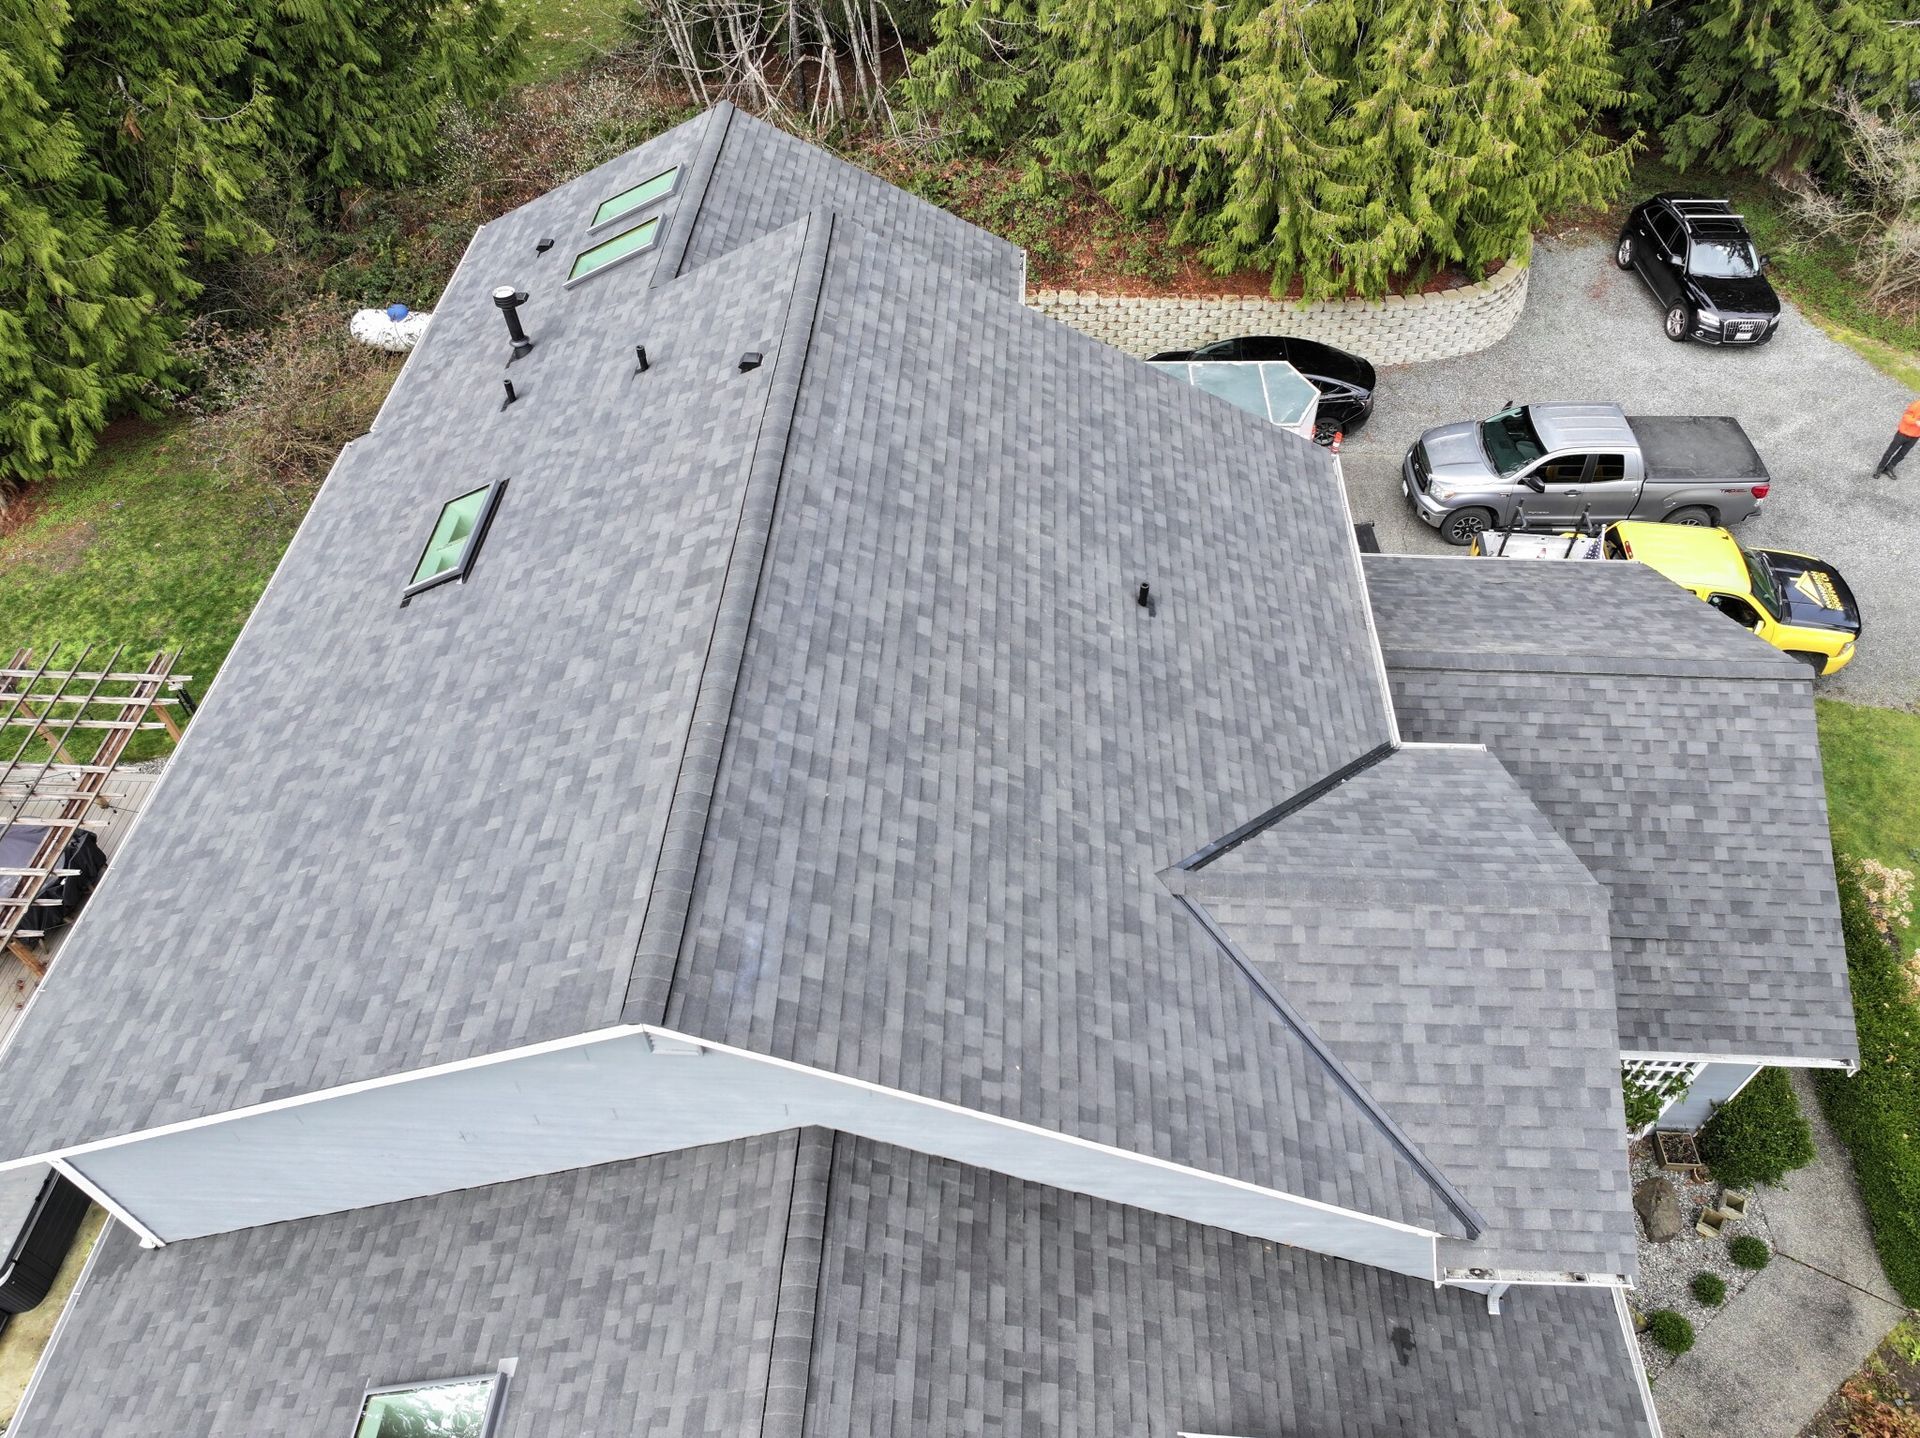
xmin=1621 ymin=1047 xmax=1855 ymax=1073
xmin=0 ymin=424 xmax=372 ymax=1081
xmin=50 ymin=1157 xmax=164 ymax=1249
xmin=623 ymin=206 xmax=836 ymax=1027
xmin=1174 ymin=895 xmax=1488 ymax=1241
xmin=1614 ymin=1285 xmax=1668 ymax=1437
xmin=1342 ymin=490 xmax=1403 ymax=749
xmin=0 ymin=1023 xmax=1444 ymax=1260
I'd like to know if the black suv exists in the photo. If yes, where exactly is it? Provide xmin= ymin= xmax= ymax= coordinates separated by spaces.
xmin=1616 ymin=195 xmax=1780 ymax=345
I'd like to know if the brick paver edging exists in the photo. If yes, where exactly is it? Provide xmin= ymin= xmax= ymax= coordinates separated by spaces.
xmin=1028 ymin=260 xmax=1529 ymax=366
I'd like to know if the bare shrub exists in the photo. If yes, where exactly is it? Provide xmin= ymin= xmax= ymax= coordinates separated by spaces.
xmin=631 ymin=0 xmax=906 ymax=133
xmin=1790 ymin=95 xmax=1920 ymax=318
xmin=181 ymin=300 xmax=403 ymax=505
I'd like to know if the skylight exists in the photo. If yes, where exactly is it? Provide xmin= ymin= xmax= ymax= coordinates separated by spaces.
xmin=355 ymin=1374 xmax=501 ymax=1438
xmin=567 ymin=216 xmax=662 ymax=283
xmin=593 ymin=166 xmax=681 ymax=228
xmin=405 ymin=479 xmax=506 ymax=600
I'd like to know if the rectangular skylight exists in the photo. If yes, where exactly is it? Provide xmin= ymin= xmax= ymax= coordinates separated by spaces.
xmin=567 ymin=216 xmax=662 ymax=283
xmin=405 ymin=478 xmax=507 ymax=600
xmin=592 ymin=166 xmax=681 ymax=228
xmin=355 ymin=1374 xmax=501 ymax=1438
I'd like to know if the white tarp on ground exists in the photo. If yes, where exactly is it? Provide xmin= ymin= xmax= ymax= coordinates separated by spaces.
xmin=350 ymin=308 xmax=432 ymax=352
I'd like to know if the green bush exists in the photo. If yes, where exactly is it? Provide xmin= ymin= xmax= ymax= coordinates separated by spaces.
xmin=1729 ymin=1236 xmax=1771 ymax=1270
xmin=1646 ymin=1309 xmax=1695 ymax=1355
xmin=1815 ymin=862 xmax=1920 ymax=1308
xmin=1698 ymin=1067 xmax=1815 ymax=1188
xmin=1690 ymin=1272 xmax=1727 ymax=1306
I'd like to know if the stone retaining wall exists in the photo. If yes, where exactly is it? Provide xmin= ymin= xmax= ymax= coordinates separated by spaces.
xmin=1027 ymin=260 xmax=1529 ymax=366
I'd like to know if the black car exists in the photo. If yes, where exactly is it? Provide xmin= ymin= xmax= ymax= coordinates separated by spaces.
xmin=1147 ymin=335 xmax=1376 ymax=439
xmin=1616 ymin=195 xmax=1781 ymax=345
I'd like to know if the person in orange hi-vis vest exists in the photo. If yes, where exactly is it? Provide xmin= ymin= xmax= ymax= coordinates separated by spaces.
xmin=1873 ymin=397 xmax=1920 ymax=479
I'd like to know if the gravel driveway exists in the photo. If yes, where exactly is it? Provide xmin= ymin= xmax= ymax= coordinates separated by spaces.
xmin=1340 ymin=236 xmax=1917 ymax=705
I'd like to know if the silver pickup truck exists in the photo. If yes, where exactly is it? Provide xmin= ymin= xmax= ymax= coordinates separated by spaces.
xmin=1402 ymin=402 xmax=1771 ymax=546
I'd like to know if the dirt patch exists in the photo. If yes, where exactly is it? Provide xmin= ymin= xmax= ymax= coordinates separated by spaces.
xmin=6 ymin=518 xmax=99 ymax=576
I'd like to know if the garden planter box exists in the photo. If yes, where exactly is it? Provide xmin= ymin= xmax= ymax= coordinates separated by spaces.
xmin=1656 ymin=1129 xmax=1708 ymax=1179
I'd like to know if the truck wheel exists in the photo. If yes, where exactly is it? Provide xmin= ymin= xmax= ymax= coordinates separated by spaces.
xmin=1440 ymin=508 xmax=1495 ymax=547
xmin=1664 ymin=302 xmax=1692 ymax=342
xmin=1787 ymin=651 xmax=1829 ymax=676
xmin=1663 ymin=506 xmax=1713 ymax=526
xmin=1615 ymin=234 xmax=1634 ymax=270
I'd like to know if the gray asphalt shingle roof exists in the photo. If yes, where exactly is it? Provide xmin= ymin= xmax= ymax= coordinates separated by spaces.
xmin=1366 ymin=556 xmax=1857 ymax=1063
xmin=12 ymin=1131 xmax=1655 ymax=1438
xmin=651 ymin=212 xmax=1424 ymax=1210
xmin=1173 ymin=746 xmax=1637 ymax=1281
xmin=0 ymin=117 xmax=1447 ymax=1237
xmin=0 ymin=110 xmax=1031 ymax=1161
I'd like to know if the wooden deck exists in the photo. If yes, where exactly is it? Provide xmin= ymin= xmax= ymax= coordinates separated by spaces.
xmin=0 ymin=771 xmax=160 ymax=1051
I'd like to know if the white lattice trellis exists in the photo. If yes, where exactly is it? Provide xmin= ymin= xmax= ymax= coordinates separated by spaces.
xmin=1622 ymin=1059 xmax=1706 ymax=1135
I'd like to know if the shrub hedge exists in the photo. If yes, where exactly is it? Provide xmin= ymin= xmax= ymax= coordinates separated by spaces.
xmin=1698 ymin=1066 xmax=1815 ymax=1188
xmin=1815 ymin=864 xmax=1920 ymax=1308
xmin=1646 ymin=1310 xmax=1695 ymax=1355
xmin=1729 ymin=1235 xmax=1771 ymax=1270
xmin=1690 ymin=1272 xmax=1727 ymax=1305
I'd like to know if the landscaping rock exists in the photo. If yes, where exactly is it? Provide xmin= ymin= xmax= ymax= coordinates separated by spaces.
xmin=1636 ymin=1176 xmax=1684 ymax=1242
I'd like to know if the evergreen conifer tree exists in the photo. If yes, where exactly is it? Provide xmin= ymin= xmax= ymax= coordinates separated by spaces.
xmin=240 ymin=0 xmax=524 ymax=189
xmin=1623 ymin=0 xmax=1920 ymax=175
xmin=1 ymin=0 xmax=267 ymax=485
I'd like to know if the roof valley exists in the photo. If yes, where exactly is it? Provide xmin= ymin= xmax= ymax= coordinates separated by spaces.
xmin=622 ymin=208 xmax=839 ymax=1025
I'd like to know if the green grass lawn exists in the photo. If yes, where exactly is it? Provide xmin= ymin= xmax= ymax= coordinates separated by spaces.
xmin=0 ymin=422 xmax=298 ymax=761
xmin=1818 ymin=698 xmax=1920 ymax=953
xmin=502 ymin=0 xmax=633 ymax=80
xmin=1630 ymin=154 xmax=1920 ymax=386
xmin=1813 ymin=698 xmax=1920 ymax=1308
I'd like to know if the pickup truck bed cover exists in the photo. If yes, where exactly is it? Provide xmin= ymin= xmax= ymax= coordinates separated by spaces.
xmin=1628 ymin=415 xmax=1767 ymax=482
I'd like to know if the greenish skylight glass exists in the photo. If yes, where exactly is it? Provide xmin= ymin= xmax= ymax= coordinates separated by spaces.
xmin=568 ymin=216 xmax=662 ymax=282
xmin=593 ymin=166 xmax=680 ymax=227
xmin=411 ymin=485 xmax=490 ymax=587
xmin=355 ymin=1376 xmax=497 ymax=1438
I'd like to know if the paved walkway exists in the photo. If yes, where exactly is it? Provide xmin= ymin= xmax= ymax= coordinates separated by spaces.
xmin=1653 ymin=1072 xmax=1911 ymax=1437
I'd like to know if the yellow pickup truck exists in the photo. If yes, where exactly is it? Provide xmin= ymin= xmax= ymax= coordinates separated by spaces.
xmin=1472 ymin=519 xmax=1861 ymax=674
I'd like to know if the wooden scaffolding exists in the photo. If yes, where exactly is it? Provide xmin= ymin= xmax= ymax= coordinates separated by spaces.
xmin=0 ymin=645 xmax=191 ymax=976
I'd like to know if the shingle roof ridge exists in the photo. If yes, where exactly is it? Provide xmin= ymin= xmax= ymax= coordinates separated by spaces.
xmin=651 ymin=100 xmax=737 ymax=286
xmin=760 ymin=1127 xmax=833 ymax=1438
xmin=623 ymin=208 xmax=838 ymax=1024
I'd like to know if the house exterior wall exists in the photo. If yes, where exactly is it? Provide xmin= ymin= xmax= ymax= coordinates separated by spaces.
xmin=1660 ymin=1062 xmax=1763 ymax=1134
xmin=62 ymin=1030 xmax=1440 ymax=1280
xmin=1026 ymin=261 xmax=1529 ymax=366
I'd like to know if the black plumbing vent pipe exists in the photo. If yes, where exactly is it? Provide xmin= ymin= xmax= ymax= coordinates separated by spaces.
xmin=493 ymin=286 xmax=534 ymax=359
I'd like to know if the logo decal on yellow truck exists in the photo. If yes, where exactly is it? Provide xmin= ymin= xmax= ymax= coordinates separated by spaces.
xmin=1791 ymin=568 xmax=1841 ymax=611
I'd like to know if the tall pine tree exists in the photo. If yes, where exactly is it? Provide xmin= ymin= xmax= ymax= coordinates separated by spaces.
xmin=1619 ymin=0 xmax=1920 ymax=175
xmin=957 ymin=0 xmax=1633 ymax=298
xmin=241 ymin=0 xmax=524 ymax=189
xmin=0 ymin=0 xmax=267 ymax=486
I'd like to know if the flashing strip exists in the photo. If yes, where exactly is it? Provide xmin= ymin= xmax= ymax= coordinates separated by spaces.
xmin=1176 ymin=740 xmax=1396 ymax=872
xmin=1176 ymin=896 xmax=1487 ymax=1241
